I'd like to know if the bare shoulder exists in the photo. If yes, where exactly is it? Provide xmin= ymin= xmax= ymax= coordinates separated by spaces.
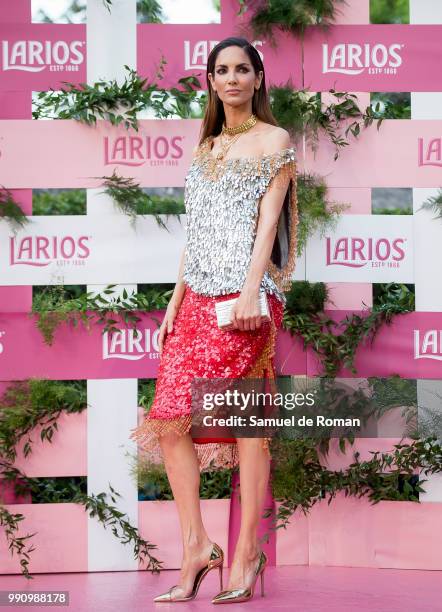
xmin=260 ymin=126 xmax=291 ymax=155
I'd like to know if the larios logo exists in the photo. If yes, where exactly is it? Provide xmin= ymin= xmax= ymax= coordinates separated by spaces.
xmin=2 ymin=40 xmax=85 ymax=72
xmin=9 ymin=235 xmax=90 ymax=267
xmin=322 ymin=43 xmax=403 ymax=75
xmin=418 ymin=138 xmax=442 ymax=167
xmin=184 ymin=40 xmax=263 ymax=70
xmin=102 ymin=329 xmax=160 ymax=360
xmin=326 ymin=237 xmax=406 ymax=268
xmin=414 ymin=329 xmax=442 ymax=361
xmin=104 ymin=135 xmax=184 ymax=166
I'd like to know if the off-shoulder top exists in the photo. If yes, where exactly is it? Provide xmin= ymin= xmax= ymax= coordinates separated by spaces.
xmin=182 ymin=135 xmax=299 ymax=305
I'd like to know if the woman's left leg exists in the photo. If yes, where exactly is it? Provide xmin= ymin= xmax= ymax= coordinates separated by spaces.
xmin=225 ymin=437 xmax=270 ymax=589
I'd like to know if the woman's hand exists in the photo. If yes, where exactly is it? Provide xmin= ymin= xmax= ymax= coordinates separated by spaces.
xmin=230 ymin=289 xmax=262 ymax=331
xmin=158 ymin=299 xmax=181 ymax=354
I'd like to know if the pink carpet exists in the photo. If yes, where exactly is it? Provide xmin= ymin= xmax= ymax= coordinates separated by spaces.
xmin=1 ymin=565 xmax=441 ymax=611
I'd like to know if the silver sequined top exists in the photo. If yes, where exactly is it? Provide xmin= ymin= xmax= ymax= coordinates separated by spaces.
xmin=182 ymin=136 xmax=298 ymax=306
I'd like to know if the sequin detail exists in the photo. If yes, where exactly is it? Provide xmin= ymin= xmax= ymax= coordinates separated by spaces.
xmin=129 ymin=285 xmax=284 ymax=472
xmin=182 ymin=136 xmax=299 ymax=306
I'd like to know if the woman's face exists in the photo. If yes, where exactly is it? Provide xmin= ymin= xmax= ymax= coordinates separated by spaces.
xmin=208 ymin=45 xmax=263 ymax=107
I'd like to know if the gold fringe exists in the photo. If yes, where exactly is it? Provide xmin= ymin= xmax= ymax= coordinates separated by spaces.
xmin=266 ymin=160 xmax=299 ymax=294
xmin=130 ymin=414 xmax=192 ymax=449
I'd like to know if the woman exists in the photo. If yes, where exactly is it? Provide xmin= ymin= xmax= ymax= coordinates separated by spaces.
xmin=130 ymin=36 xmax=298 ymax=604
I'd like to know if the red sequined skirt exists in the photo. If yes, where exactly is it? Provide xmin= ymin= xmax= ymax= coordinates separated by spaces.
xmin=130 ymin=284 xmax=284 ymax=471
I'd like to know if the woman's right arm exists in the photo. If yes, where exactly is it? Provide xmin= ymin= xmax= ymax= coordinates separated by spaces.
xmin=158 ymin=246 xmax=186 ymax=354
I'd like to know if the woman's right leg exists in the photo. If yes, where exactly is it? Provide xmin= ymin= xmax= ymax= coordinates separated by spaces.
xmin=159 ymin=431 xmax=216 ymax=597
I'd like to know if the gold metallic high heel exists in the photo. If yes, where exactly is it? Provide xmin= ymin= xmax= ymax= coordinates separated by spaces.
xmin=211 ymin=550 xmax=267 ymax=604
xmin=153 ymin=542 xmax=224 ymax=603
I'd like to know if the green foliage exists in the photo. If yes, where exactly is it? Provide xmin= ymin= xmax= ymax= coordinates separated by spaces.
xmin=370 ymin=0 xmax=409 ymax=24
xmin=269 ymin=435 xmax=440 ymax=530
xmin=137 ymin=192 xmax=185 ymax=215
xmin=133 ymin=457 xmax=232 ymax=500
xmin=283 ymin=280 xmax=413 ymax=377
xmin=33 ymin=190 xmax=86 ymax=215
xmin=0 ymin=505 xmax=35 ymax=579
xmin=418 ymin=190 xmax=442 ymax=221
xmin=238 ymin=0 xmax=347 ymax=39
xmin=35 ymin=0 xmax=163 ymax=24
xmin=368 ymin=375 xmax=417 ymax=410
xmin=96 ymin=169 xmax=184 ymax=229
xmin=137 ymin=0 xmax=164 ymax=23
xmin=373 ymin=206 xmax=413 ymax=215
xmin=373 ymin=283 xmax=415 ymax=311
xmin=284 ymin=280 xmax=329 ymax=314
xmin=12 ymin=476 xmax=87 ymax=504
xmin=297 ymin=173 xmax=349 ymax=254
xmin=138 ymin=379 xmax=157 ymax=411
xmin=33 ymin=284 xmax=85 ymax=300
xmin=270 ymin=86 xmax=383 ymax=160
xmin=103 ymin=0 xmax=164 ymax=21
xmin=33 ymin=63 xmax=205 ymax=130
xmin=30 ymin=284 xmax=173 ymax=346
xmin=33 ymin=187 xmax=184 ymax=220
xmin=0 ymin=380 xmax=162 ymax=577
xmin=0 ymin=379 xmax=87 ymax=463
xmin=0 ymin=380 xmax=86 ymax=578
xmin=370 ymin=92 xmax=411 ymax=119
xmin=0 ymin=186 xmax=29 ymax=232
xmin=74 ymin=483 xmax=163 ymax=571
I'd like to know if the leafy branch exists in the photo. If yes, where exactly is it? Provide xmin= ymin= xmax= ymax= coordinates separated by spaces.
xmin=74 ymin=483 xmax=163 ymax=572
xmin=0 ymin=186 xmax=30 ymax=233
xmin=0 ymin=380 xmax=162 ymax=577
xmin=283 ymin=281 xmax=413 ymax=377
xmin=297 ymin=172 xmax=349 ymax=255
xmin=0 ymin=502 xmax=36 ymax=579
xmin=0 ymin=379 xmax=87 ymax=463
xmin=94 ymin=169 xmax=184 ymax=229
xmin=269 ymin=435 xmax=442 ymax=531
xmin=238 ymin=0 xmax=348 ymax=41
xmin=32 ymin=62 xmax=205 ymax=131
xmin=417 ymin=189 xmax=442 ymax=221
xmin=270 ymin=86 xmax=384 ymax=160
xmin=30 ymin=284 xmax=173 ymax=346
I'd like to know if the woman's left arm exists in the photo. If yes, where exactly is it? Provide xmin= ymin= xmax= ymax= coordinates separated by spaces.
xmin=231 ymin=129 xmax=292 ymax=332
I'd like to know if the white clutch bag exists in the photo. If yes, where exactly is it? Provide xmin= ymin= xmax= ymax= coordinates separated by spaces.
xmin=215 ymin=291 xmax=270 ymax=330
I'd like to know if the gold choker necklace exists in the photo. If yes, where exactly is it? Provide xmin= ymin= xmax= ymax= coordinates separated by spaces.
xmin=221 ymin=113 xmax=257 ymax=136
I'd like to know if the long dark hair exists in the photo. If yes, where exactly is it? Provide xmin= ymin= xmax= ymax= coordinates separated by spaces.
xmin=198 ymin=37 xmax=278 ymax=145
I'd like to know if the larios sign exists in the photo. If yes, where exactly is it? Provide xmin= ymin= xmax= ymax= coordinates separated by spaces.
xmin=9 ymin=235 xmax=90 ymax=267
xmin=322 ymin=43 xmax=403 ymax=75
xmin=326 ymin=236 xmax=406 ymax=268
xmin=1 ymin=39 xmax=85 ymax=72
xmin=418 ymin=137 xmax=442 ymax=167
xmin=102 ymin=329 xmax=160 ymax=360
xmin=104 ymin=135 xmax=184 ymax=166
xmin=184 ymin=40 xmax=263 ymax=70
xmin=414 ymin=329 xmax=442 ymax=361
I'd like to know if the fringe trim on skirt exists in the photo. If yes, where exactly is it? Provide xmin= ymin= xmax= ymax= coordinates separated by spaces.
xmin=130 ymin=285 xmax=283 ymax=472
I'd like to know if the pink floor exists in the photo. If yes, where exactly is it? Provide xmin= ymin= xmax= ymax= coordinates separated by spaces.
xmin=1 ymin=566 xmax=441 ymax=611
